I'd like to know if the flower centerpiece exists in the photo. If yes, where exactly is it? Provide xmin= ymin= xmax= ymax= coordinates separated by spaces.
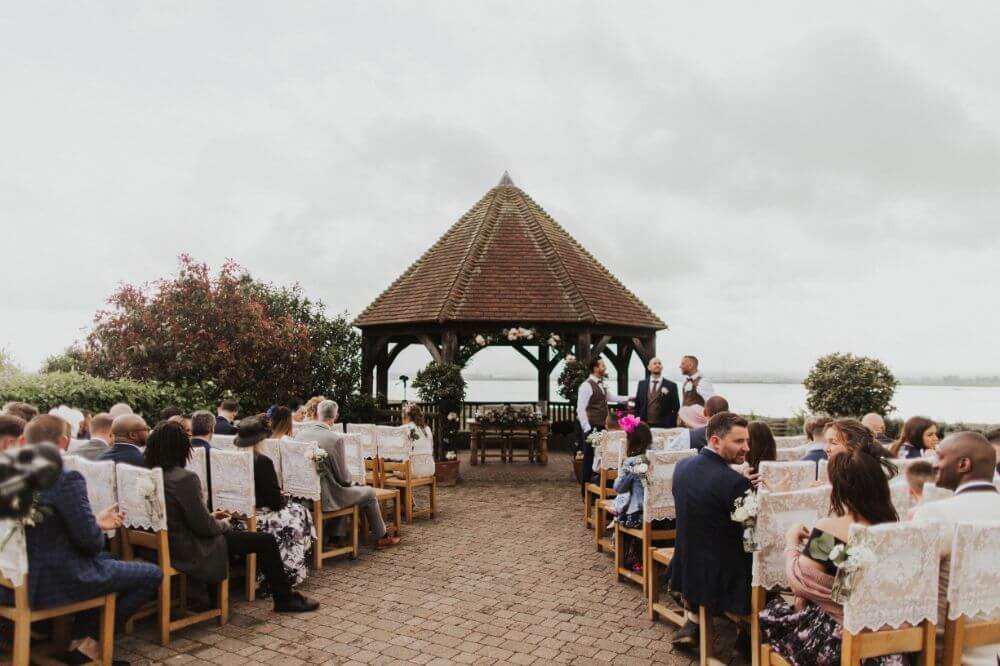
xmin=475 ymin=405 xmax=544 ymax=428
xmin=730 ymin=488 xmax=761 ymax=552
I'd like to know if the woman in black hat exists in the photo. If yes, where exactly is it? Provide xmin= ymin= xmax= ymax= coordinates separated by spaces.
xmin=235 ymin=415 xmax=314 ymax=588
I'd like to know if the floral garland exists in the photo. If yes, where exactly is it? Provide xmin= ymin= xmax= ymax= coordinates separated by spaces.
xmin=475 ymin=405 xmax=544 ymax=428
xmin=0 ymin=493 xmax=49 ymax=549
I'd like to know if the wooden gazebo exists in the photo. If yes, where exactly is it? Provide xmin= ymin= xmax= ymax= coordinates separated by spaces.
xmin=354 ymin=173 xmax=666 ymax=403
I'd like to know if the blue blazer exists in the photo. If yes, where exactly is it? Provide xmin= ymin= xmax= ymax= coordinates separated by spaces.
xmin=214 ymin=416 xmax=237 ymax=435
xmin=98 ymin=442 xmax=145 ymax=467
xmin=0 ymin=471 xmax=144 ymax=609
xmin=801 ymin=447 xmax=827 ymax=464
xmin=633 ymin=378 xmax=680 ymax=428
xmin=688 ymin=426 xmax=708 ymax=451
xmin=670 ymin=448 xmax=753 ymax=615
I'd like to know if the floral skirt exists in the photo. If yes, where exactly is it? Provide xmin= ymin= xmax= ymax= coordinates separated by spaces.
xmin=760 ymin=598 xmax=909 ymax=666
xmin=257 ymin=501 xmax=315 ymax=588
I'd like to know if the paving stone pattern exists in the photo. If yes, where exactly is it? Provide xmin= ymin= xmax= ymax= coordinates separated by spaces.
xmin=116 ymin=453 xmax=743 ymax=665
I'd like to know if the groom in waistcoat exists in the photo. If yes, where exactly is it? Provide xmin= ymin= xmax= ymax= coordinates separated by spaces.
xmin=633 ymin=357 xmax=680 ymax=428
xmin=577 ymin=357 xmax=631 ymax=496
xmin=680 ymin=354 xmax=715 ymax=405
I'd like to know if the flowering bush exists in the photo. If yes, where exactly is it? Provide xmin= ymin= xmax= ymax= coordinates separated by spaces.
xmin=557 ymin=360 xmax=589 ymax=401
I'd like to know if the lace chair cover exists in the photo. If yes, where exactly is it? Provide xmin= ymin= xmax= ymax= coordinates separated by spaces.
xmin=280 ymin=439 xmax=322 ymax=501
xmin=600 ymin=431 xmax=628 ymax=470
xmin=117 ymin=465 xmax=167 ymax=531
xmin=377 ymin=425 xmax=409 ymax=462
xmin=409 ymin=427 xmax=435 ymax=478
xmin=0 ymin=519 xmax=27 ymax=587
xmin=842 ymin=522 xmax=940 ymax=634
xmin=921 ymin=482 xmax=954 ymax=505
xmin=650 ymin=428 xmax=685 ymax=450
xmin=888 ymin=479 xmax=918 ymax=518
xmin=775 ymin=435 xmax=808 ymax=449
xmin=342 ymin=433 xmax=367 ymax=486
xmin=947 ymin=522 xmax=1000 ymax=621
xmin=62 ymin=456 xmax=118 ymax=519
xmin=752 ymin=485 xmax=831 ymax=590
xmin=259 ymin=438 xmax=283 ymax=484
xmin=346 ymin=424 xmax=379 ymax=459
xmin=758 ymin=461 xmax=817 ymax=492
xmin=643 ymin=449 xmax=696 ymax=522
xmin=185 ymin=447 xmax=209 ymax=504
xmin=212 ymin=434 xmax=237 ymax=450
xmin=210 ymin=449 xmax=255 ymax=516
xmin=817 ymin=459 xmax=829 ymax=483
xmin=67 ymin=438 xmax=90 ymax=455
xmin=775 ymin=446 xmax=811 ymax=462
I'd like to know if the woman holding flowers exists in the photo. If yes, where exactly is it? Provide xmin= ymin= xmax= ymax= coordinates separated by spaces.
xmin=759 ymin=448 xmax=902 ymax=665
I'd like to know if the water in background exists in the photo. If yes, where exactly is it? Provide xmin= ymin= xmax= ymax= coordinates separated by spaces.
xmin=388 ymin=379 xmax=1000 ymax=423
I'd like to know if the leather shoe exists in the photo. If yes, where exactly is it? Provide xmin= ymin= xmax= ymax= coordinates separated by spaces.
xmin=273 ymin=592 xmax=319 ymax=613
xmin=671 ymin=620 xmax=699 ymax=649
xmin=375 ymin=535 xmax=401 ymax=550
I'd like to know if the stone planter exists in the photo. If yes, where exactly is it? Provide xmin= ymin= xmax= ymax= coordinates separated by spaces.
xmin=435 ymin=459 xmax=461 ymax=486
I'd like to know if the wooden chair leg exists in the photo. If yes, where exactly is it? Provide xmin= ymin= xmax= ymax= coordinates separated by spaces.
xmin=647 ymin=554 xmax=659 ymax=620
xmin=841 ymin=630 xmax=861 ymax=666
xmin=245 ymin=516 xmax=257 ymax=601
xmin=641 ymin=533 xmax=650 ymax=595
xmin=405 ymin=481 xmax=414 ymax=524
xmin=430 ymin=478 xmax=437 ymax=518
xmin=313 ymin=502 xmax=324 ymax=569
xmin=699 ymin=606 xmax=712 ymax=666
xmin=159 ymin=572 xmax=172 ymax=646
xmin=99 ymin=594 xmax=116 ymax=666
xmin=613 ymin=524 xmax=624 ymax=582
xmin=351 ymin=507 xmax=359 ymax=559
xmin=52 ymin=615 xmax=73 ymax=651
xmin=918 ymin=620 xmax=936 ymax=666
xmin=583 ymin=491 xmax=592 ymax=528
xmin=750 ymin=587 xmax=763 ymax=666
xmin=12 ymin=612 xmax=30 ymax=666
xmin=942 ymin=616 xmax=964 ymax=666
xmin=218 ymin=578 xmax=229 ymax=626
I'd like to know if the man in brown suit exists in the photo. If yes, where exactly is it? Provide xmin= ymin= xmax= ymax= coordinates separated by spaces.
xmin=577 ymin=357 xmax=631 ymax=494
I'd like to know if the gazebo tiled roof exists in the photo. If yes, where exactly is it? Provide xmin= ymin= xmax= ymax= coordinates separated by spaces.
xmin=354 ymin=173 xmax=666 ymax=330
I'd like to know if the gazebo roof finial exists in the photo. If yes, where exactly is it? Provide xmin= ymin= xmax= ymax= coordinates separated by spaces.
xmin=498 ymin=170 xmax=515 ymax=187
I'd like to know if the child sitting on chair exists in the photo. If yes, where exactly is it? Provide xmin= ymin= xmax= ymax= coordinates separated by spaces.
xmin=904 ymin=459 xmax=936 ymax=517
xmin=611 ymin=419 xmax=652 ymax=571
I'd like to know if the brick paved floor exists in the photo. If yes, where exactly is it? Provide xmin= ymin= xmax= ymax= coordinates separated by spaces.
xmin=115 ymin=452 xmax=744 ymax=665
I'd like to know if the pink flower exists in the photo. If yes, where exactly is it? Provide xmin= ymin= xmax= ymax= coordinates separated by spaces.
xmin=619 ymin=414 xmax=641 ymax=433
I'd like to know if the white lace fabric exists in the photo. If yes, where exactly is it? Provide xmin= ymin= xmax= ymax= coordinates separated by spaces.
xmin=947 ymin=522 xmax=1000 ymax=622
xmin=342 ymin=434 xmax=367 ymax=486
xmin=63 ymin=457 xmax=119 ymax=532
xmin=377 ymin=425 xmax=409 ymax=462
xmin=842 ymin=522 xmax=941 ymax=635
xmin=210 ymin=449 xmax=256 ymax=516
xmin=279 ymin=439 xmax=322 ymax=501
xmin=600 ymin=432 xmax=627 ymax=471
xmin=817 ymin=459 xmax=829 ymax=484
xmin=185 ymin=447 xmax=209 ymax=504
xmin=650 ymin=428 xmax=685 ymax=450
xmin=775 ymin=435 xmax=808 ymax=449
xmin=888 ymin=480 xmax=918 ymax=518
xmin=212 ymin=434 xmax=237 ymax=450
xmin=751 ymin=485 xmax=830 ymax=590
xmin=346 ymin=424 xmax=379 ymax=459
xmin=117 ymin=465 xmax=167 ymax=531
xmin=758 ymin=461 xmax=818 ymax=492
xmin=775 ymin=446 xmax=811 ymax=461
xmin=0 ymin=519 xmax=28 ymax=587
xmin=260 ymin=439 xmax=283 ymax=483
xmin=643 ymin=449 xmax=696 ymax=522
xmin=920 ymin=483 xmax=954 ymax=505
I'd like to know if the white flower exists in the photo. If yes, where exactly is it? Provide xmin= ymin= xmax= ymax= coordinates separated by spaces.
xmin=829 ymin=544 xmax=845 ymax=562
xmin=135 ymin=477 xmax=156 ymax=498
xmin=475 ymin=334 xmax=487 ymax=346
xmin=445 ymin=451 xmax=457 ymax=460
xmin=548 ymin=334 xmax=560 ymax=347
xmin=304 ymin=446 xmax=328 ymax=462
xmin=842 ymin=545 xmax=877 ymax=571
xmin=731 ymin=506 xmax=749 ymax=523
xmin=634 ymin=463 xmax=649 ymax=475
xmin=447 ymin=412 xmax=459 ymax=421
xmin=506 ymin=329 xmax=518 ymax=341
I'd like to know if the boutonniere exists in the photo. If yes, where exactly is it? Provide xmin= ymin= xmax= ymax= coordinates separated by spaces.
xmin=660 ymin=387 xmax=670 ymax=396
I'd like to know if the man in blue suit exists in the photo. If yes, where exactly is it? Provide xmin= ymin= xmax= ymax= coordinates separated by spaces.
xmin=800 ymin=415 xmax=833 ymax=468
xmin=13 ymin=435 xmax=162 ymax=663
xmin=669 ymin=411 xmax=753 ymax=651
xmin=214 ymin=399 xmax=239 ymax=435
xmin=633 ymin=357 xmax=680 ymax=428
xmin=98 ymin=414 xmax=149 ymax=466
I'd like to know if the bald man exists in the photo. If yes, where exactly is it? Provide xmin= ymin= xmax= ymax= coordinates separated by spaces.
xmin=633 ymin=357 xmax=680 ymax=428
xmin=913 ymin=432 xmax=1000 ymax=665
xmin=98 ymin=414 xmax=149 ymax=466
xmin=860 ymin=412 xmax=892 ymax=445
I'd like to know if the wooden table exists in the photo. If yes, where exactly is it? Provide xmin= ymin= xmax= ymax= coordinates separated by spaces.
xmin=468 ymin=421 xmax=549 ymax=465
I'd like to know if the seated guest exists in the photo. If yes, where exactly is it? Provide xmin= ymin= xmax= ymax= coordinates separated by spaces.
xmin=759 ymin=449 xmax=902 ymax=665
xmin=189 ymin=410 xmax=216 ymax=501
xmin=669 ymin=412 xmax=752 ymax=649
xmin=295 ymin=400 xmax=400 ymax=549
xmin=268 ymin=405 xmax=294 ymax=440
xmin=400 ymin=403 xmax=436 ymax=478
xmin=913 ymin=431 xmax=1000 ymax=665
xmin=984 ymin=428 xmax=1000 ymax=478
xmin=71 ymin=412 xmax=114 ymax=460
xmin=823 ymin=417 xmax=892 ymax=463
xmin=24 ymin=414 xmax=70 ymax=450
xmin=303 ymin=396 xmax=325 ymax=422
xmin=747 ymin=420 xmax=777 ymax=476
xmin=611 ymin=422 xmax=655 ymax=571
xmin=287 ymin=397 xmax=305 ymax=423
xmin=677 ymin=402 xmax=708 ymax=429
xmin=890 ymin=416 xmax=939 ymax=459
xmin=98 ymin=414 xmax=149 ymax=466
xmin=77 ymin=411 xmax=92 ymax=440
xmin=666 ymin=395 xmax=729 ymax=452
xmin=0 ymin=414 xmax=26 ymax=450
xmin=2 ymin=401 xmax=38 ymax=422
xmin=801 ymin=415 xmax=833 ymax=465
xmin=10 ymin=436 xmax=162 ymax=664
xmin=235 ymin=416 xmax=314 ymax=587
xmin=168 ymin=414 xmax=192 ymax=438
xmin=160 ymin=405 xmax=184 ymax=421
xmin=905 ymin=459 xmax=936 ymax=505
xmin=215 ymin=399 xmax=239 ymax=435
xmin=861 ymin=412 xmax=893 ymax=445
xmin=108 ymin=402 xmax=133 ymax=418
xmin=145 ymin=421 xmax=319 ymax=612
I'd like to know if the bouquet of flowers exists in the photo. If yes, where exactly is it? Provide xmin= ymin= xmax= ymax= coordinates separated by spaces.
xmin=136 ymin=475 xmax=163 ymax=527
xmin=305 ymin=445 xmax=336 ymax=484
xmin=0 ymin=492 xmax=49 ymax=549
xmin=828 ymin=541 xmax=878 ymax=603
xmin=730 ymin=488 xmax=760 ymax=552
xmin=475 ymin=405 xmax=543 ymax=428
xmin=622 ymin=454 xmax=650 ymax=482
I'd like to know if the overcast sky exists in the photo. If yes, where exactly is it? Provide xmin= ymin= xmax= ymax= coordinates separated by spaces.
xmin=3 ymin=2 xmax=1000 ymax=381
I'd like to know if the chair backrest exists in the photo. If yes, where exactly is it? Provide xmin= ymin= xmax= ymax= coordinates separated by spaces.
xmin=116 ymin=465 xmax=167 ymax=532
xmin=67 ymin=438 xmax=90 ymax=455
xmin=341 ymin=433 xmax=367 ymax=486
xmin=643 ymin=449 xmax=697 ymax=522
xmin=212 ymin=434 xmax=237 ymax=450
xmin=376 ymin=425 xmax=409 ymax=462
xmin=0 ymin=519 xmax=28 ymax=587
xmin=921 ymin=482 xmax=955 ymax=505
xmin=210 ymin=448 xmax=255 ymax=517
xmin=279 ymin=439 xmax=322 ymax=502
xmin=62 ymin=456 xmax=118 ymax=521
xmin=600 ymin=431 xmax=628 ymax=470
xmin=775 ymin=435 xmax=808 ymax=449
xmin=650 ymin=428 xmax=685 ymax=450
xmin=817 ymin=458 xmax=829 ymax=483
xmin=408 ymin=425 xmax=434 ymax=456
xmin=946 ymin=522 xmax=1000 ymax=622
xmin=259 ymin=438 xmax=283 ymax=485
xmin=185 ymin=447 xmax=209 ymax=504
xmin=346 ymin=424 xmax=379 ymax=459
xmin=758 ymin=461 xmax=817 ymax=492
xmin=752 ymin=485 xmax=830 ymax=590
xmin=775 ymin=446 xmax=812 ymax=461
xmin=888 ymin=479 xmax=918 ymax=518
xmin=842 ymin=521 xmax=940 ymax=635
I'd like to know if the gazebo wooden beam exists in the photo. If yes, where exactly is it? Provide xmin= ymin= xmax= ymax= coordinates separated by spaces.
xmin=511 ymin=344 xmax=540 ymax=369
xmin=416 ymin=334 xmax=444 ymax=364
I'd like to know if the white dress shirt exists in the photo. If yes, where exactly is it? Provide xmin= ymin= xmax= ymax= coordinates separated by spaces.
xmin=576 ymin=374 xmax=628 ymax=432
xmin=683 ymin=372 xmax=715 ymax=400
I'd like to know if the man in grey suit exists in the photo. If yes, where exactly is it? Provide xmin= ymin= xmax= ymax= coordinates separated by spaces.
xmin=69 ymin=412 xmax=114 ymax=460
xmin=295 ymin=400 xmax=400 ymax=550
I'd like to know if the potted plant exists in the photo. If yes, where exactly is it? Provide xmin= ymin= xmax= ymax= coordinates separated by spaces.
xmin=412 ymin=362 xmax=467 ymax=484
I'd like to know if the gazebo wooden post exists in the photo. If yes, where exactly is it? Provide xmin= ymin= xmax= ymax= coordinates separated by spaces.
xmin=537 ymin=344 xmax=550 ymax=402
xmin=360 ymin=333 xmax=377 ymax=399
xmin=441 ymin=330 xmax=458 ymax=365
xmin=575 ymin=330 xmax=592 ymax=368
xmin=614 ymin=339 xmax=634 ymax=396
xmin=375 ymin=344 xmax=390 ymax=404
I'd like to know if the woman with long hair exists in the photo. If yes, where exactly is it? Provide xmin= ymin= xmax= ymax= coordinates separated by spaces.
xmin=890 ymin=416 xmax=939 ymax=459
xmin=823 ymin=418 xmax=894 ymax=469
xmin=747 ymin=421 xmax=777 ymax=474
xmin=268 ymin=406 xmax=294 ymax=440
xmin=303 ymin=396 xmax=325 ymax=422
xmin=759 ymin=448 xmax=903 ymax=665
xmin=401 ymin=403 xmax=436 ymax=478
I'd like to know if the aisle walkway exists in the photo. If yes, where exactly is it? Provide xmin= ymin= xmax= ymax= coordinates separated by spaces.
xmin=117 ymin=453 xmax=742 ymax=665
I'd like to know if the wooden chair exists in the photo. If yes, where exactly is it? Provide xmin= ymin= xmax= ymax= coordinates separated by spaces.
xmin=592 ymin=432 xmax=627 ymax=551
xmin=279 ymin=438 xmax=359 ymax=567
xmin=259 ymin=438 xmax=283 ymax=486
xmin=941 ymin=522 xmax=1000 ymax=666
xmin=378 ymin=425 xmax=436 ymax=524
xmin=117 ymin=465 xmax=228 ymax=646
xmin=209 ymin=448 xmax=257 ymax=601
xmin=0 ymin=519 xmax=116 ymax=665
xmin=761 ymin=521 xmax=940 ymax=666
xmin=614 ymin=449 xmax=695 ymax=595
xmin=343 ymin=433 xmax=402 ymax=542
xmin=757 ymin=461 xmax=818 ymax=493
xmin=62 ymin=456 xmax=120 ymax=555
xmin=648 ymin=547 xmax=685 ymax=627
xmin=346 ymin=424 xmax=380 ymax=485
xmin=185 ymin=446 xmax=210 ymax=508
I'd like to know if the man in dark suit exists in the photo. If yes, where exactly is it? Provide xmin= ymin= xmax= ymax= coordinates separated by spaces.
xmin=68 ymin=412 xmax=113 ymax=460
xmin=214 ymin=399 xmax=239 ymax=435
xmin=190 ymin=410 xmax=215 ymax=506
xmin=633 ymin=357 xmax=680 ymax=428
xmin=667 ymin=395 xmax=730 ymax=452
xmin=670 ymin=411 xmax=753 ymax=649
xmin=4 ymin=440 xmax=161 ymax=662
xmin=98 ymin=414 xmax=148 ymax=466
xmin=800 ymin=415 xmax=833 ymax=467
